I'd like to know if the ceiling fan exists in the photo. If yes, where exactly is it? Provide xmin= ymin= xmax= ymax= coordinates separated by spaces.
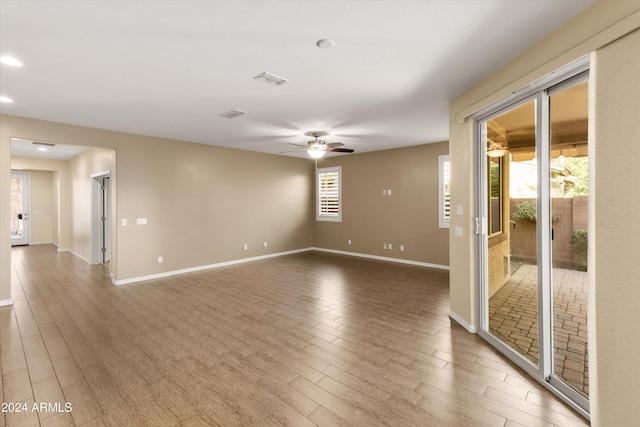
xmin=281 ymin=131 xmax=355 ymax=158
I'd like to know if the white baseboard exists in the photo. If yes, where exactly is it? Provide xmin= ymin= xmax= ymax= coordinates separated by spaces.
xmin=311 ymin=247 xmax=449 ymax=271
xmin=448 ymin=310 xmax=476 ymax=333
xmin=31 ymin=241 xmax=54 ymax=246
xmin=112 ymin=247 xmax=314 ymax=286
xmin=69 ymin=250 xmax=91 ymax=264
xmin=0 ymin=299 xmax=14 ymax=307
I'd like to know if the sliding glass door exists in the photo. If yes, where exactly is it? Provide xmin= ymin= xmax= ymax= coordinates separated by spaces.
xmin=476 ymin=69 xmax=590 ymax=416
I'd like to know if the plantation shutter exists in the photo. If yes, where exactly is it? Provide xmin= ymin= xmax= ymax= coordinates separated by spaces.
xmin=439 ymin=155 xmax=451 ymax=228
xmin=317 ymin=167 xmax=341 ymax=221
xmin=443 ymin=159 xmax=451 ymax=222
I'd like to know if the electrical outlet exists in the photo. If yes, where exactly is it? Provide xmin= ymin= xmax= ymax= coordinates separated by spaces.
xmin=383 ymin=189 xmax=387 ymax=196
xmin=121 ymin=219 xmax=127 ymax=226
xmin=400 ymin=245 xmax=405 ymax=251
xmin=157 ymin=256 xmax=163 ymax=263
xmin=348 ymin=239 xmax=352 ymax=245
xmin=243 ymin=244 xmax=248 ymax=251
xmin=388 ymin=243 xmax=393 ymax=250
xmin=388 ymin=189 xmax=392 ymax=196
xmin=383 ymin=243 xmax=388 ymax=250
xmin=263 ymin=242 xmax=268 ymax=248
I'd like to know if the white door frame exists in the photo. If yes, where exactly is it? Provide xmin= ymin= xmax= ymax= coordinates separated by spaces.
xmin=10 ymin=171 xmax=31 ymax=246
xmin=90 ymin=170 xmax=111 ymax=265
xmin=473 ymin=60 xmax=590 ymax=418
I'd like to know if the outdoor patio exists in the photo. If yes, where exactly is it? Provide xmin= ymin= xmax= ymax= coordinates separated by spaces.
xmin=488 ymin=262 xmax=589 ymax=397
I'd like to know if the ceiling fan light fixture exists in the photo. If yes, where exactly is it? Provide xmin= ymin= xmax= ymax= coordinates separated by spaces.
xmin=307 ymin=149 xmax=326 ymax=159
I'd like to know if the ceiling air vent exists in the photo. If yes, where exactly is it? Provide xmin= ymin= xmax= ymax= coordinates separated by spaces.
xmin=32 ymin=141 xmax=56 ymax=147
xmin=254 ymin=72 xmax=288 ymax=87
xmin=220 ymin=109 xmax=247 ymax=119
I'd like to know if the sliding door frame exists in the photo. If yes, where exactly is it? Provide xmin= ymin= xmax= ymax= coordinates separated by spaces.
xmin=473 ymin=56 xmax=590 ymax=419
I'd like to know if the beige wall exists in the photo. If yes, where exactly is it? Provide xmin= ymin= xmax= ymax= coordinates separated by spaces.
xmin=68 ymin=148 xmax=115 ymax=262
xmin=1 ymin=115 xmax=315 ymax=288
xmin=315 ymin=142 xmax=449 ymax=267
xmin=449 ymin=2 xmax=640 ymax=425
xmin=591 ymin=27 xmax=640 ymax=426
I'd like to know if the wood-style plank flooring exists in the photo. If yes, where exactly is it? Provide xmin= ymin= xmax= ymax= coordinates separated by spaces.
xmin=1 ymin=245 xmax=588 ymax=426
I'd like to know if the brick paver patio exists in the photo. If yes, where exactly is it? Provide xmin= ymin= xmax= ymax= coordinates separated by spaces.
xmin=488 ymin=263 xmax=589 ymax=397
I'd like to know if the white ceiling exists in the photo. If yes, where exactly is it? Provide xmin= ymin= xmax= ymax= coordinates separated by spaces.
xmin=0 ymin=1 xmax=595 ymax=159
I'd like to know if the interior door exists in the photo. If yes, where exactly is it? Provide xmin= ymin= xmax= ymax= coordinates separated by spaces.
xmin=102 ymin=176 xmax=111 ymax=263
xmin=10 ymin=172 xmax=31 ymax=246
xmin=476 ymin=70 xmax=590 ymax=417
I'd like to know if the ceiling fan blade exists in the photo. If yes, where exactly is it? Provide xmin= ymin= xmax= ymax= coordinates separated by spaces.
xmin=327 ymin=142 xmax=344 ymax=148
xmin=287 ymin=142 xmax=309 ymax=148
xmin=327 ymin=147 xmax=354 ymax=153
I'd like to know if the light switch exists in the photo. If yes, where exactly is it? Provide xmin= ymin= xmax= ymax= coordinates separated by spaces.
xmin=122 ymin=219 xmax=127 ymax=226
xmin=456 ymin=205 xmax=463 ymax=216
xmin=136 ymin=218 xmax=147 ymax=225
xmin=455 ymin=226 xmax=463 ymax=237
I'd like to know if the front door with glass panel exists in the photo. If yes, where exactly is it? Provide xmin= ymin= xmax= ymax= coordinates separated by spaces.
xmin=11 ymin=172 xmax=31 ymax=246
xmin=476 ymin=72 xmax=590 ymax=416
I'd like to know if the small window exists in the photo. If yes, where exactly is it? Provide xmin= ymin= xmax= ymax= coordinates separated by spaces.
xmin=317 ymin=166 xmax=342 ymax=222
xmin=488 ymin=156 xmax=503 ymax=236
xmin=439 ymin=155 xmax=451 ymax=228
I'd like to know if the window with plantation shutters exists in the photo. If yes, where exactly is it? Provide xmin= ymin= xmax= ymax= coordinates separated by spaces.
xmin=439 ymin=155 xmax=451 ymax=228
xmin=317 ymin=166 xmax=342 ymax=222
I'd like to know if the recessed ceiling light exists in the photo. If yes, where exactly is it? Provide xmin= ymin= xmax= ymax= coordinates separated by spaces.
xmin=0 ymin=56 xmax=23 ymax=67
xmin=220 ymin=109 xmax=247 ymax=119
xmin=316 ymin=39 xmax=335 ymax=49
xmin=254 ymin=72 xmax=288 ymax=86
xmin=0 ymin=96 xmax=14 ymax=103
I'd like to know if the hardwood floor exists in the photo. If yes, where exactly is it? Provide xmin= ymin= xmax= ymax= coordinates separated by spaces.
xmin=1 ymin=245 xmax=588 ymax=426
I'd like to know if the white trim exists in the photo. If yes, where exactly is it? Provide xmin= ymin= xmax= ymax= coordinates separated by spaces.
xmin=312 ymin=247 xmax=450 ymax=271
xmin=0 ymin=299 xmax=14 ymax=307
xmin=448 ymin=310 xmax=476 ymax=333
xmin=90 ymin=170 xmax=111 ymax=179
xmin=91 ymin=173 xmax=111 ymax=265
xmin=69 ymin=250 xmax=91 ymax=264
xmin=112 ymin=247 xmax=450 ymax=286
xmin=30 ymin=241 xmax=54 ymax=245
xmin=113 ymin=248 xmax=313 ymax=286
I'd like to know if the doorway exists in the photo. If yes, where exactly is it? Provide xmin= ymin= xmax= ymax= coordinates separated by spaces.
xmin=91 ymin=171 xmax=111 ymax=265
xmin=10 ymin=172 xmax=31 ymax=246
xmin=476 ymin=68 xmax=590 ymax=416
